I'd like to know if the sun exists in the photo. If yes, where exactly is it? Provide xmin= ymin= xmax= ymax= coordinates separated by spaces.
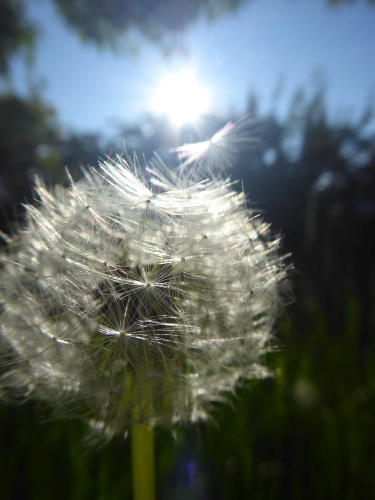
xmin=153 ymin=71 xmax=208 ymax=125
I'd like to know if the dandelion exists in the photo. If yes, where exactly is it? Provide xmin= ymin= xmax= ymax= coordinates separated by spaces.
xmin=0 ymin=144 xmax=287 ymax=499
xmin=170 ymin=118 xmax=257 ymax=177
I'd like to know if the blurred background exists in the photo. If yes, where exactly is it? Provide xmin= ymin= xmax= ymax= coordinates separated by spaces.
xmin=1 ymin=0 xmax=375 ymax=498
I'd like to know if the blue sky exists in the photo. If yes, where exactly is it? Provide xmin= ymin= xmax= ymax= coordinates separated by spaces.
xmin=11 ymin=0 xmax=375 ymax=134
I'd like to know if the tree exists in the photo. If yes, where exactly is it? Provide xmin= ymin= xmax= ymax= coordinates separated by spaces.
xmin=0 ymin=0 xmax=35 ymax=75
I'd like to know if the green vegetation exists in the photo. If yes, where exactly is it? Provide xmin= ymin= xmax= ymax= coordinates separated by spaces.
xmin=1 ymin=280 xmax=374 ymax=499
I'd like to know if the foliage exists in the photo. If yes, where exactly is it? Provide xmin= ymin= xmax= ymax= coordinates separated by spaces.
xmin=0 ymin=0 xmax=35 ymax=74
xmin=0 ymin=93 xmax=57 ymax=233
xmin=52 ymin=0 xmax=249 ymax=51
xmin=2 ymin=0 xmax=373 ymax=75
xmin=0 ymin=269 xmax=374 ymax=499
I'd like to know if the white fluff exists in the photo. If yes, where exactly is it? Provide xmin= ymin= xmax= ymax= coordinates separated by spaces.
xmin=0 ymin=143 xmax=287 ymax=441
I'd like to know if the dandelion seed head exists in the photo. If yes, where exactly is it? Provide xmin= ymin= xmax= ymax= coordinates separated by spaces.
xmin=0 ymin=143 xmax=288 ymax=441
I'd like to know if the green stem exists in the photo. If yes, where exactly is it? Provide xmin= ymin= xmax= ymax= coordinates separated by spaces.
xmin=131 ymin=421 xmax=156 ymax=500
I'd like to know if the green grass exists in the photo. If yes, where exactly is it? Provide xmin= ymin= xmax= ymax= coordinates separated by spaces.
xmin=1 ymin=285 xmax=374 ymax=499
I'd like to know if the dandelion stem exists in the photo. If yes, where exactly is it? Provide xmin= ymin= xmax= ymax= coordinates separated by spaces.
xmin=131 ymin=421 xmax=155 ymax=500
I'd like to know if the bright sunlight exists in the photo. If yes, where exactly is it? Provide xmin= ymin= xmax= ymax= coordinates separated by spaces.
xmin=153 ymin=71 xmax=208 ymax=125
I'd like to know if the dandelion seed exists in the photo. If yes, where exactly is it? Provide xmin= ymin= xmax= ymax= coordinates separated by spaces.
xmin=171 ymin=117 xmax=257 ymax=176
xmin=0 ymin=142 xmax=287 ymax=441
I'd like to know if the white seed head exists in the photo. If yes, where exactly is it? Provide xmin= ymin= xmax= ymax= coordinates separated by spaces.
xmin=0 ymin=150 xmax=287 ymax=440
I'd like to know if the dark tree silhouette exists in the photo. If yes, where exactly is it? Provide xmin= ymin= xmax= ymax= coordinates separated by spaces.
xmin=0 ymin=93 xmax=58 ymax=232
xmin=2 ymin=0 xmax=373 ymax=74
xmin=0 ymin=0 xmax=35 ymax=74
xmin=52 ymin=0 xmax=249 ymax=50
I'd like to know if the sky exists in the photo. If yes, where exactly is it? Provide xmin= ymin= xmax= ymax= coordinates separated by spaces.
xmin=10 ymin=0 xmax=375 ymax=135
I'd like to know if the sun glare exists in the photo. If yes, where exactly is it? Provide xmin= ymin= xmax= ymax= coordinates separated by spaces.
xmin=154 ymin=71 xmax=208 ymax=125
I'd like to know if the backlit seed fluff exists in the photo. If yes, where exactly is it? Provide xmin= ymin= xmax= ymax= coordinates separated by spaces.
xmin=0 ymin=152 xmax=287 ymax=440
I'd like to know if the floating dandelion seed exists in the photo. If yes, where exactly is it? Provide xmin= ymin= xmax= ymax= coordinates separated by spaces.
xmin=171 ymin=118 xmax=257 ymax=176
xmin=0 ymin=143 xmax=287 ymax=442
